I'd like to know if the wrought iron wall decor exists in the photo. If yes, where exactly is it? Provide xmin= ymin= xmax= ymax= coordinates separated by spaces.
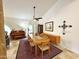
xmin=58 ymin=20 xmax=72 ymax=35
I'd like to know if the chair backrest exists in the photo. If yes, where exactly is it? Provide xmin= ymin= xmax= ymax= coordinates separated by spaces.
xmin=41 ymin=39 xmax=50 ymax=46
xmin=28 ymin=39 xmax=33 ymax=42
xmin=40 ymin=33 xmax=60 ymax=44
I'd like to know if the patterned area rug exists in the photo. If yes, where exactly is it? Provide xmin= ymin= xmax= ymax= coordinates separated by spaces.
xmin=16 ymin=39 xmax=62 ymax=59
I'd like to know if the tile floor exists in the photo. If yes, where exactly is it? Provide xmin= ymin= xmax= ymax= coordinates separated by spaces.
xmin=7 ymin=40 xmax=79 ymax=59
xmin=7 ymin=40 xmax=19 ymax=59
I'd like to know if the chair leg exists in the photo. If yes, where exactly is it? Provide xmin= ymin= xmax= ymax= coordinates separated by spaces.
xmin=30 ymin=47 xmax=32 ymax=53
xmin=30 ymin=47 xmax=33 ymax=54
xmin=48 ymin=48 xmax=50 ymax=56
xmin=42 ymin=51 xmax=43 ymax=59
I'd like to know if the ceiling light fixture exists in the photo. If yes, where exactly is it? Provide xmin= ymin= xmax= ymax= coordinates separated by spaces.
xmin=32 ymin=0 xmax=42 ymax=21
xmin=33 ymin=6 xmax=42 ymax=21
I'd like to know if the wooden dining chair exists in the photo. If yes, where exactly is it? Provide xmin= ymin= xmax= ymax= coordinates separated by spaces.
xmin=28 ymin=39 xmax=35 ymax=53
xmin=38 ymin=39 xmax=50 ymax=59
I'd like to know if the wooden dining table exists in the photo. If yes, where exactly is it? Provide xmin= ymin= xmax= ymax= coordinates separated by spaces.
xmin=29 ymin=34 xmax=49 ymax=56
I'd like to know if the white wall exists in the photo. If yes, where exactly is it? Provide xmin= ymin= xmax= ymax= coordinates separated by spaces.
xmin=4 ymin=17 xmax=23 ymax=30
xmin=4 ymin=17 xmax=29 ymax=36
xmin=28 ymin=20 xmax=38 ymax=36
xmin=39 ymin=0 xmax=79 ymax=54
xmin=4 ymin=17 xmax=29 ymax=30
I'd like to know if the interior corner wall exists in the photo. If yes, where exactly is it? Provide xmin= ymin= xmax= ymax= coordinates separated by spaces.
xmin=4 ymin=17 xmax=25 ymax=30
xmin=39 ymin=0 xmax=79 ymax=54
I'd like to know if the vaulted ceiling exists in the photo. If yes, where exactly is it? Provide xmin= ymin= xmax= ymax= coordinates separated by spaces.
xmin=3 ymin=0 xmax=58 ymax=20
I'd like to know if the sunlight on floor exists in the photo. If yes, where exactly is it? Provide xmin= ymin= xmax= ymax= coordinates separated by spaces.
xmin=7 ymin=40 xmax=20 ymax=59
xmin=53 ymin=49 xmax=79 ymax=59
xmin=53 ymin=46 xmax=79 ymax=59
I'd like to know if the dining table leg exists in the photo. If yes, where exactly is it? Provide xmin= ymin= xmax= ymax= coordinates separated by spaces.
xmin=35 ymin=45 xmax=37 ymax=56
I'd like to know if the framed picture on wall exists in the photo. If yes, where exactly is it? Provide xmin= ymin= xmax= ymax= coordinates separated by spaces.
xmin=45 ymin=21 xmax=53 ymax=31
